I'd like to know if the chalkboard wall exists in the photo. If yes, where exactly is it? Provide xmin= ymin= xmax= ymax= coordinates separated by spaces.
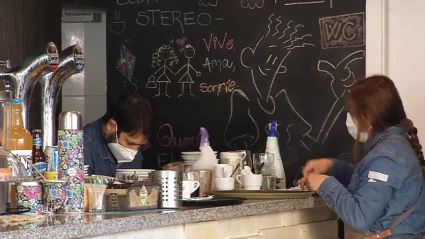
xmin=106 ymin=0 xmax=366 ymax=185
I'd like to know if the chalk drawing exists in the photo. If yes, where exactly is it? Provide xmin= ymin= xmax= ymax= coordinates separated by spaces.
xmin=319 ymin=12 xmax=365 ymax=49
xmin=241 ymin=0 xmax=264 ymax=9
xmin=110 ymin=11 xmax=126 ymax=34
xmin=175 ymin=44 xmax=201 ymax=97
xmin=116 ymin=45 xmax=137 ymax=92
xmin=149 ymin=44 xmax=179 ymax=97
xmin=199 ymin=0 xmax=218 ymax=7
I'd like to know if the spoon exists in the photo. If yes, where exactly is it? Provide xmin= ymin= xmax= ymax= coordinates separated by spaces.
xmin=258 ymin=162 xmax=265 ymax=174
xmin=230 ymin=163 xmax=240 ymax=177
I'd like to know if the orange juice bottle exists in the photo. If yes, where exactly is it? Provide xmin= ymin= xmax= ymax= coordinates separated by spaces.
xmin=10 ymin=99 xmax=32 ymax=205
xmin=11 ymin=99 xmax=32 ymax=150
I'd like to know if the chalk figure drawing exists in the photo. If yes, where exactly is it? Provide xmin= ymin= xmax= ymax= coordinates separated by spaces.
xmin=175 ymin=44 xmax=201 ymax=97
xmin=147 ymin=45 xmax=179 ymax=97
xmin=110 ymin=11 xmax=125 ymax=34
xmin=199 ymin=0 xmax=218 ymax=7
xmin=116 ymin=45 xmax=137 ymax=92
xmin=224 ymin=14 xmax=364 ymax=153
xmin=241 ymin=0 xmax=264 ymax=9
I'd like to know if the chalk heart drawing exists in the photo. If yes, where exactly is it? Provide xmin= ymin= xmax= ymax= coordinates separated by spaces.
xmin=241 ymin=0 xmax=264 ymax=9
xmin=110 ymin=11 xmax=126 ymax=34
xmin=116 ymin=45 xmax=137 ymax=92
xmin=319 ymin=12 xmax=365 ymax=49
xmin=224 ymin=14 xmax=315 ymax=149
xmin=147 ymin=44 xmax=179 ymax=97
xmin=199 ymin=0 xmax=218 ymax=7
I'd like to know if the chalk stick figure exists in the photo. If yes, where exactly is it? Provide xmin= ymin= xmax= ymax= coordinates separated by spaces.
xmin=150 ymin=44 xmax=179 ymax=97
xmin=175 ymin=44 xmax=200 ymax=97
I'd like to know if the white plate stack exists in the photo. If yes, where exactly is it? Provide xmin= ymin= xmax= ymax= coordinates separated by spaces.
xmin=181 ymin=151 xmax=218 ymax=166
xmin=115 ymin=169 xmax=155 ymax=180
xmin=84 ymin=165 xmax=89 ymax=177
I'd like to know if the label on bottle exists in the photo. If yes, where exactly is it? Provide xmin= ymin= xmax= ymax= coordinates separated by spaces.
xmin=32 ymin=138 xmax=42 ymax=149
xmin=34 ymin=162 xmax=47 ymax=174
xmin=11 ymin=150 xmax=32 ymax=176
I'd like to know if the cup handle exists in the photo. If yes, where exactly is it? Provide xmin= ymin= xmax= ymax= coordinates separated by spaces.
xmin=236 ymin=175 xmax=242 ymax=184
xmin=192 ymin=181 xmax=200 ymax=192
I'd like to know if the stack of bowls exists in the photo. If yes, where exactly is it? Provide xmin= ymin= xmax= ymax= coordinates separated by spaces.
xmin=181 ymin=151 xmax=218 ymax=166
xmin=115 ymin=169 xmax=155 ymax=182
xmin=84 ymin=165 xmax=89 ymax=177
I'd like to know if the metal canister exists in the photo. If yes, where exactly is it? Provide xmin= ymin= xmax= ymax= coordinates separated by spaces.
xmin=150 ymin=171 xmax=182 ymax=209
xmin=15 ymin=181 xmax=44 ymax=214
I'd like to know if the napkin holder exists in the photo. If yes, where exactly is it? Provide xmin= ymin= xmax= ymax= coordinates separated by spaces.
xmin=105 ymin=181 xmax=159 ymax=211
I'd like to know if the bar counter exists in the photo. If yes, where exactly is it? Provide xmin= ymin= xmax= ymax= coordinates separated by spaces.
xmin=0 ymin=196 xmax=338 ymax=239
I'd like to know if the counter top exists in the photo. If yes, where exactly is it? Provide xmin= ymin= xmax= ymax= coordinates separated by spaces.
xmin=0 ymin=196 xmax=326 ymax=239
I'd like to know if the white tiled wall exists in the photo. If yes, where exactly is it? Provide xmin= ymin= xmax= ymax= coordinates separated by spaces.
xmin=61 ymin=13 xmax=107 ymax=126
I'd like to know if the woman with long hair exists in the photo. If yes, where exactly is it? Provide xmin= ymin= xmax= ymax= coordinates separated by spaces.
xmin=301 ymin=75 xmax=425 ymax=238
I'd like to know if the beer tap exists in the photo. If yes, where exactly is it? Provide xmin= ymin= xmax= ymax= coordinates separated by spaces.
xmin=0 ymin=42 xmax=59 ymax=130
xmin=41 ymin=44 xmax=84 ymax=148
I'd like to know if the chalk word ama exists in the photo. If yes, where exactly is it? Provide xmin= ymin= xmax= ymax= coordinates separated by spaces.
xmin=203 ymin=33 xmax=235 ymax=52
xmin=157 ymin=124 xmax=200 ymax=148
xmin=116 ymin=0 xmax=158 ymax=5
xmin=202 ymin=57 xmax=236 ymax=73
xmin=200 ymin=79 xmax=236 ymax=96
xmin=137 ymin=10 xmax=223 ymax=34
xmin=319 ymin=12 xmax=365 ymax=49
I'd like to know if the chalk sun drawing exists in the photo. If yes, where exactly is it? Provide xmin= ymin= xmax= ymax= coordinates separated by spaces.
xmin=116 ymin=45 xmax=137 ymax=92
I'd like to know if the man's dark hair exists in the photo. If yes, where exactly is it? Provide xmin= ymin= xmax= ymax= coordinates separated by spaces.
xmin=102 ymin=93 xmax=157 ymax=141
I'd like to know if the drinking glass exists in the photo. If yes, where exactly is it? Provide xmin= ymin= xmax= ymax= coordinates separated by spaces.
xmin=44 ymin=180 xmax=68 ymax=214
xmin=252 ymin=153 xmax=274 ymax=174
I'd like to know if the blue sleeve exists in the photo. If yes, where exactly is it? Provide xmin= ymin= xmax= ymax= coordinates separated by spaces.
xmin=318 ymin=156 xmax=406 ymax=232
xmin=328 ymin=158 xmax=357 ymax=187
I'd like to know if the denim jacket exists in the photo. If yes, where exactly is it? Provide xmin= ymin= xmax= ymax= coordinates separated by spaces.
xmin=319 ymin=127 xmax=425 ymax=238
xmin=83 ymin=118 xmax=144 ymax=177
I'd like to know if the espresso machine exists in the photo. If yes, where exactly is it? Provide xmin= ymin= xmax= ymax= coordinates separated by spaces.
xmin=0 ymin=42 xmax=59 ymax=130
xmin=41 ymin=44 xmax=85 ymax=149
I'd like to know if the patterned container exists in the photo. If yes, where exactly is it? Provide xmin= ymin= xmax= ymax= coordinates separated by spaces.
xmin=57 ymin=129 xmax=84 ymax=213
xmin=43 ymin=180 xmax=68 ymax=213
xmin=15 ymin=181 xmax=44 ymax=214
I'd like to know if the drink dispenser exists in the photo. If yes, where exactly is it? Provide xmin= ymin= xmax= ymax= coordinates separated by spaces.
xmin=0 ymin=42 xmax=59 ymax=130
xmin=0 ymin=91 xmax=12 ymax=150
xmin=41 ymin=44 xmax=84 ymax=149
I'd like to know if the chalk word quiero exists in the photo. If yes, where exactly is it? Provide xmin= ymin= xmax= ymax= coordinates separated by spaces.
xmin=319 ymin=12 xmax=365 ymax=49
xmin=202 ymin=57 xmax=236 ymax=73
xmin=157 ymin=124 xmax=200 ymax=148
xmin=200 ymin=79 xmax=236 ymax=96
xmin=136 ymin=10 xmax=223 ymax=34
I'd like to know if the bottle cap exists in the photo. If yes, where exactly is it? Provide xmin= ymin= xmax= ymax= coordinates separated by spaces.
xmin=268 ymin=120 xmax=278 ymax=137
xmin=199 ymin=127 xmax=210 ymax=147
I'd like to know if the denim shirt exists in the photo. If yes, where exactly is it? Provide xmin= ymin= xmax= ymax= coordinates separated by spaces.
xmin=319 ymin=127 xmax=425 ymax=238
xmin=83 ymin=118 xmax=144 ymax=177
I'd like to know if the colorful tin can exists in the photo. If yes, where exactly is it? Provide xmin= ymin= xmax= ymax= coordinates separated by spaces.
xmin=15 ymin=181 xmax=44 ymax=214
xmin=43 ymin=180 xmax=68 ymax=214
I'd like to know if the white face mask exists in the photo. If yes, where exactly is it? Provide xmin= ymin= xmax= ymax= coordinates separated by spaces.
xmin=346 ymin=113 xmax=369 ymax=143
xmin=107 ymin=125 xmax=138 ymax=163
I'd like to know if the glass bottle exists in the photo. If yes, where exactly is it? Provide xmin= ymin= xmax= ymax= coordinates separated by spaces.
xmin=11 ymin=99 xmax=32 ymax=150
xmin=31 ymin=129 xmax=46 ymax=174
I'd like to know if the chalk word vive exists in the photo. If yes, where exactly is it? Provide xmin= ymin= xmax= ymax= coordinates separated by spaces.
xmin=200 ymin=79 xmax=236 ymax=96
xmin=136 ymin=10 xmax=223 ymax=34
xmin=202 ymin=33 xmax=235 ymax=51
xmin=157 ymin=124 xmax=200 ymax=148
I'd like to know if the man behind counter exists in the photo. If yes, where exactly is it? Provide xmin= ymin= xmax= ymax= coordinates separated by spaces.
xmin=83 ymin=93 xmax=157 ymax=177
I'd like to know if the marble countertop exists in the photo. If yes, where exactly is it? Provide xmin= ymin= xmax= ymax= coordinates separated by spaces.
xmin=0 ymin=196 xmax=326 ymax=239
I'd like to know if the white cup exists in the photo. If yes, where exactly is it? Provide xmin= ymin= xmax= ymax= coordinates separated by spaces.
xmin=219 ymin=151 xmax=242 ymax=164
xmin=214 ymin=177 xmax=235 ymax=191
xmin=236 ymin=174 xmax=262 ymax=190
xmin=182 ymin=180 xmax=200 ymax=199
xmin=214 ymin=164 xmax=234 ymax=178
